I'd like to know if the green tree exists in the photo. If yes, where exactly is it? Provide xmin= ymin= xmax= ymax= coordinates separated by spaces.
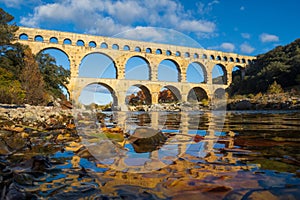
xmin=36 ymin=53 xmax=70 ymax=98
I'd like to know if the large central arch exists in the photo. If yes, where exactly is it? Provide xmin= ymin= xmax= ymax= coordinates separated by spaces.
xmin=158 ymin=59 xmax=181 ymax=82
xmin=79 ymin=53 xmax=117 ymax=78
xmin=125 ymin=56 xmax=150 ymax=80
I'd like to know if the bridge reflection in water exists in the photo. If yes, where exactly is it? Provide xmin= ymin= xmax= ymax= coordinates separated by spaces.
xmin=75 ymin=109 xmax=237 ymax=174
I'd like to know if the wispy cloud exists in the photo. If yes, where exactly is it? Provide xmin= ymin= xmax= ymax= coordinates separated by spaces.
xmin=240 ymin=6 xmax=245 ymax=11
xmin=259 ymin=33 xmax=279 ymax=43
xmin=0 ymin=0 xmax=40 ymax=8
xmin=20 ymin=0 xmax=217 ymax=39
xmin=220 ymin=42 xmax=235 ymax=52
xmin=240 ymin=42 xmax=255 ymax=54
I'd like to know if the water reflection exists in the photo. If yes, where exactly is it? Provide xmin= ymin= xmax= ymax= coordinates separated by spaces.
xmin=1 ymin=111 xmax=300 ymax=199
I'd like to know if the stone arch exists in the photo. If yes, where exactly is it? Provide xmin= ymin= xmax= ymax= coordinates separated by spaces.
xmin=125 ymin=56 xmax=150 ymax=80
xmin=146 ymin=48 xmax=152 ymax=53
xmin=112 ymin=44 xmax=119 ymax=50
xmin=223 ymin=56 xmax=228 ymax=61
xmin=135 ymin=46 xmax=141 ymax=52
xmin=100 ymin=42 xmax=108 ymax=48
xmin=89 ymin=41 xmax=96 ymax=48
xmin=175 ymin=51 xmax=181 ymax=57
xmin=216 ymin=55 xmax=221 ymax=61
xmin=229 ymin=57 xmax=234 ymax=62
xmin=194 ymin=53 xmax=199 ymax=59
xmin=34 ymin=35 xmax=44 ymax=42
xmin=158 ymin=85 xmax=181 ymax=103
xmin=158 ymin=59 xmax=181 ymax=82
xmin=241 ymin=58 xmax=246 ymax=63
xmin=186 ymin=62 xmax=207 ymax=83
xmin=213 ymin=88 xmax=226 ymax=99
xmin=78 ymin=82 xmax=118 ymax=107
xmin=187 ymin=87 xmax=208 ymax=103
xmin=123 ymin=45 xmax=130 ymax=51
xmin=76 ymin=40 xmax=84 ymax=46
xmin=19 ymin=33 xmax=28 ymax=40
xmin=156 ymin=49 xmax=162 ymax=54
xmin=49 ymin=37 xmax=58 ymax=43
xmin=236 ymin=58 xmax=240 ymax=63
xmin=202 ymin=54 xmax=207 ymax=59
xmin=232 ymin=65 xmax=245 ymax=82
xmin=79 ymin=52 xmax=117 ymax=78
xmin=212 ymin=64 xmax=227 ymax=85
xmin=125 ymin=84 xmax=152 ymax=105
xmin=36 ymin=47 xmax=70 ymax=70
xmin=166 ymin=50 xmax=172 ymax=56
xmin=63 ymin=38 xmax=71 ymax=45
xmin=184 ymin=52 xmax=190 ymax=58
xmin=210 ymin=55 xmax=215 ymax=60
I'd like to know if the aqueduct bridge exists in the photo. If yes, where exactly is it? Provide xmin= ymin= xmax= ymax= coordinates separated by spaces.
xmin=16 ymin=27 xmax=256 ymax=106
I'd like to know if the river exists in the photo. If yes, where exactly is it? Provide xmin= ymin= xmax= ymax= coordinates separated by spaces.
xmin=1 ymin=110 xmax=300 ymax=199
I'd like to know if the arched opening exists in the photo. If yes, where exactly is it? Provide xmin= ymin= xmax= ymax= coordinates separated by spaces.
xmin=186 ymin=62 xmax=207 ymax=83
xmin=89 ymin=41 xmax=96 ymax=48
xmin=36 ymin=48 xmax=70 ymax=100
xmin=78 ymin=83 xmax=117 ymax=109
xmin=34 ymin=35 xmax=43 ymax=42
xmin=216 ymin=56 xmax=221 ymax=61
xmin=223 ymin=56 xmax=228 ymax=61
xmin=232 ymin=65 xmax=244 ymax=82
xmin=202 ymin=54 xmax=207 ymax=59
xmin=76 ymin=40 xmax=84 ymax=46
xmin=236 ymin=58 xmax=240 ymax=63
xmin=194 ymin=53 xmax=199 ymax=59
xmin=125 ymin=85 xmax=151 ymax=106
xmin=187 ymin=87 xmax=208 ymax=103
xmin=135 ymin=47 xmax=141 ymax=52
xmin=212 ymin=64 xmax=227 ymax=85
xmin=63 ymin=38 xmax=71 ymax=45
xmin=214 ymin=88 xmax=226 ymax=99
xmin=175 ymin=51 xmax=181 ymax=57
xmin=100 ymin=42 xmax=108 ymax=48
xmin=125 ymin=56 xmax=150 ymax=80
xmin=210 ymin=55 xmax=215 ymax=60
xmin=156 ymin=49 xmax=162 ymax=54
xmin=112 ymin=44 xmax=119 ymax=50
xmin=166 ymin=50 xmax=172 ymax=56
xmin=146 ymin=48 xmax=152 ymax=53
xmin=50 ymin=37 xmax=58 ymax=44
xmin=19 ymin=33 xmax=28 ymax=40
xmin=184 ymin=52 xmax=190 ymax=58
xmin=79 ymin=53 xmax=116 ymax=78
xmin=158 ymin=86 xmax=181 ymax=103
xmin=158 ymin=59 xmax=181 ymax=82
xmin=229 ymin=57 xmax=234 ymax=62
xmin=123 ymin=45 xmax=130 ymax=51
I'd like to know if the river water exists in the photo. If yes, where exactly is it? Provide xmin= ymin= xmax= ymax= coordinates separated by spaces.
xmin=1 ymin=110 xmax=300 ymax=199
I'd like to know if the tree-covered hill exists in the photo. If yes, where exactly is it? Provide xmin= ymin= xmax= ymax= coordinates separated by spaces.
xmin=228 ymin=38 xmax=300 ymax=96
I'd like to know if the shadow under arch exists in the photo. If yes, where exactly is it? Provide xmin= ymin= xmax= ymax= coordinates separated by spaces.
xmin=79 ymin=52 xmax=117 ymax=79
xmin=213 ymin=88 xmax=226 ymax=99
xmin=212 ymin=64 xmax=227 ymax=85
xmin=158 ymin=85 xmax=181 ymax=103
xmin=187 ymin=87 xmax=209 ymax=103
xmin=125 ymin=84 xmax=152 ymax=105
xmin=78 ymin=82 xmax=118 ymax=108
xmin=186 ymin=61 xmax=207 ymax=83
xmin=125 ymin=56 xmax=151 ymax=80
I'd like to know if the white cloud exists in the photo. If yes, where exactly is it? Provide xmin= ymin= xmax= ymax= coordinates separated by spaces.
xmin=220 ymin=42 xmax=235 ymax=52
xmin=0 ymin=0 xmax=40 ymax=8
xmin=260 ymin=33 xmax=279 ymax=43
xmin=19 ymin=0 xmax=217 ymax=39
xmin=241 ymin=33 xmax=250 ymax=39
xmin=240 ymin=42 xmax=255 ymax=54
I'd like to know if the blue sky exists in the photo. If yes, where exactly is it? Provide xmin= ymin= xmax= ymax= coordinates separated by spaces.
xmin=1 ymin=0 xmax=300 ymax=55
